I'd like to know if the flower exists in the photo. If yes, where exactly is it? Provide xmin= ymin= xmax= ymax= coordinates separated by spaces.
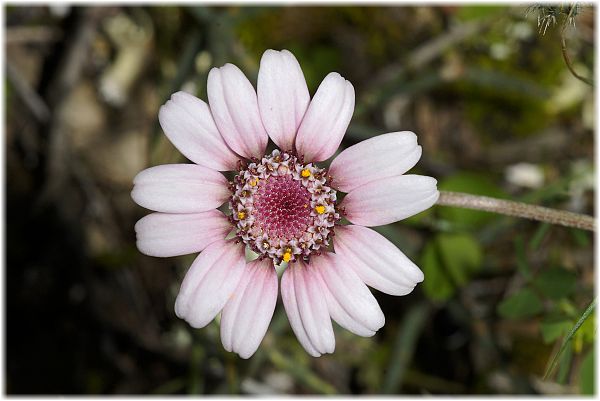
xmin=132 ymin=49 xmax=439 ymax=358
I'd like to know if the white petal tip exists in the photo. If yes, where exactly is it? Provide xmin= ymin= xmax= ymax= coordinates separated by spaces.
xmin=237 ymin=350 xmax=256 ymax=359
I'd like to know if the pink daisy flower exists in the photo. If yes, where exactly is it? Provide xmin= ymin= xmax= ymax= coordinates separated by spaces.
xmin=132 ymin=49 xmax=439 ymax=358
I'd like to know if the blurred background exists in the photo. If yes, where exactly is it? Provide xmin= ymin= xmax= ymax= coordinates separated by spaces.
xmin=5 ymin=4 xmax=595 ymax=395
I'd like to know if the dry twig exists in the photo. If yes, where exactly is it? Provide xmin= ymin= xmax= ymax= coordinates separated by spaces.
xmin=437 ymin=191 xmax=594 ymax=231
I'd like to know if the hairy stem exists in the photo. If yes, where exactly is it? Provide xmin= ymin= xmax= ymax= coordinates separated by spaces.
xmin=436 ymin=191 xmax=595 ymax=231
xmin=560 ymin=5 xmax=593 ymax=86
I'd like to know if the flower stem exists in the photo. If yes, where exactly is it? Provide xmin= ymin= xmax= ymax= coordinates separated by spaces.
xmin=436 ymin=191 xmax=595 ymax=231
xmin=560 ymin=4 xmax=593 ymax=86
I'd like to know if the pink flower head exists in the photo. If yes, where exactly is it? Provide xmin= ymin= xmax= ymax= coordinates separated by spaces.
xmin=132 ymin=49 xmax=439 ymax=358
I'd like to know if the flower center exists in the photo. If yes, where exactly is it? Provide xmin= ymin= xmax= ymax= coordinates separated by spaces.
xmin=254 ymin=175 xmax=311 ymax=239
xmin=229 ymin=150 xmax=340 ymax=264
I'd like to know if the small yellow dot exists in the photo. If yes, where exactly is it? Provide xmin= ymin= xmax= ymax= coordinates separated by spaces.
xmin=249 ymin=178 xmax=258 ymax=187
xmin=301 ymin=169 xmax=311 ymax=178
xmin=315 ymin=205 xmax=326 ymax=214
xmin=237 ymin=211 xmax=246 ymax=220
xmin=283 ymin=252 xmax=292 ymax=263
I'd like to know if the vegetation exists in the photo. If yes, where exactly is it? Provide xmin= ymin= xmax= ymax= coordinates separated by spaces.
xmin=5 ymin=4 xmax=594 ymax=395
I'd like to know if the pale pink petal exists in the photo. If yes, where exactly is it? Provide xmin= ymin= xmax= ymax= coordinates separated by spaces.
xmin=131 ymin=164 xmax=230 ymax=213
xmin=312 ymin=253 xmax=384 ymax=334
xmin=334 ymin=225 xmax=424 ymax=295
xmin=257 ymin=49 xmax=310 ymax=151
xmin=281 ymin=263 xmax=320 ymax=357
xmin=295 ymin=72 xmax=354 ymax=162
xmin=294 ymin=263 xmax=335 ymax=354
xmin=174 ymin=239 xmax=245 ymax=328
xmin=134 ymin=210 xmax=232 ymax=257
xmin=207 ymin=63 xmax=268 ymax=159
xmin=281 ymin=260 xmax=335 ymax=356
xmin=315 ymin=271 xmax=376 ymax=337
xmin=158 ymin=91 xmax=240 ymax=171
xmin=220 ymin=258 xmax=278 ymax=359
xmin=328 ymin=131 xmax=422 ymax=192
xmin=341 ymin=174 xmax=439 ymax=226
xmin=310 ymin=258 xmax=375 ymax=337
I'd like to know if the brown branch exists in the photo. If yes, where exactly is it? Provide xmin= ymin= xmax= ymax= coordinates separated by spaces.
xmin=436 ymin=191 xmax=595 ymax=231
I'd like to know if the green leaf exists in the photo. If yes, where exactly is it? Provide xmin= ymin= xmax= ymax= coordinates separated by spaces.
xmin=438 ymin=172 xmax=507 ymax=228
xmin=580 ymin=350 xmax=595 ymax=395
xmin=577 ymin=313 xmax=595 ymax=344
xmin=556 ymin=344 xmax=573 ymax=385
xmin=421 ymin=233 xmax=483 ymax=302
xmin=540 ymin=318 xmax=572 ymax=343
xmin=544 ymin=299 xmax=596 ymax=379
xmin=573 ymin=312 xmax=595 ymax=353
xmin=497 ymin=288 xmax=544 ymax=319
xmin=533 ymin=267 xmax=577 ymax=301
xmin=437 ymin=233 xmax=483 ymax=287
xmin=421 ymin=241 xmax=455 ymax=302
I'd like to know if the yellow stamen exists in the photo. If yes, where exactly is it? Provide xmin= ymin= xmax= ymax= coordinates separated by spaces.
xmin=237 ymin=211 xmax=246 ymax=220
xmin=249 ymin=178 xmax=258 ymax=187
xmin=301 ymin=168 xmax=311 ymax=178
xmin=315 ymin=205 xmax=326 ymax=214
xmin=283 ymin=251 xmax=292 ymax=263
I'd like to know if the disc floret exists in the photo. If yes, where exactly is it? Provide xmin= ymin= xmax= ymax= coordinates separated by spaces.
xmin=229 ymin=150 xmax=340 ymax=264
